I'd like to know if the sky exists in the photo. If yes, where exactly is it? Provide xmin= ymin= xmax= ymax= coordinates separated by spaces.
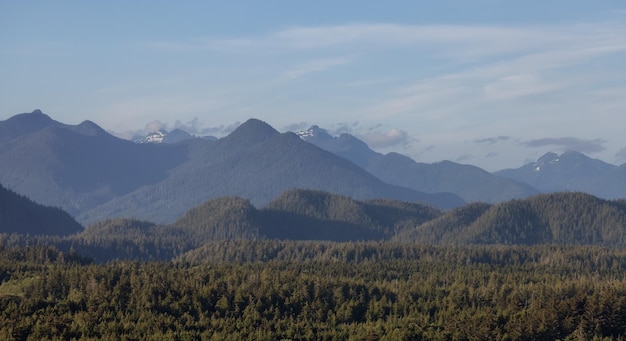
xmin=1 ymin=1 xmax=625 ymax=171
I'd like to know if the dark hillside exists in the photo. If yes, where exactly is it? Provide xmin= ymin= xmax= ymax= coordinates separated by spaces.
xmin=0 ymin=183 xmax=83 ymax=235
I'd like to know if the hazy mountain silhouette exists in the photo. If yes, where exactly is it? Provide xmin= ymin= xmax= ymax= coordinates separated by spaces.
xmin=297 ymin=126 xmax=539 ymax=203
xmin=0 ymin=112 xmax=462 ymax=224
xmin=82 ymin=119 xmax=462 ymax=223
xmin=495 ymin=151 xmax=618 ymax=195
xmin=0 ymin=109 xmax=64 ymax=143
xmin=0 ymin=111 xmax=187 ymax=217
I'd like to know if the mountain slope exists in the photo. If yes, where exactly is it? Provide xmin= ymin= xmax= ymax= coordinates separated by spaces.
xmin=0 ymin=183 xmax=83 ymax=235
xmin=297 ymin=126 xmax=538 ymax=203
xmin=593 ymin=163 xmax=626 ymax=199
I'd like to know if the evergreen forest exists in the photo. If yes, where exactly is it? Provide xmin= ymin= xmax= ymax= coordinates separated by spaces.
xmin=3 ymin=189 xmax=626 ymax=339
xmin=2 ymin=242 xmax=626 ymax=340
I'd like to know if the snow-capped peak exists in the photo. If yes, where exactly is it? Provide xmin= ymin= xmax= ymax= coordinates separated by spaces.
xmin=296 ymin=125 xmax=332 ymax=141
xmin=532 ymin=152 xmax=560 ymax=171
xmin=135 ymin=130 xmax=167 ymax=144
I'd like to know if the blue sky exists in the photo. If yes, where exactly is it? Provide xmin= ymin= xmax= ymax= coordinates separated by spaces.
xmin=1 ymin=1 xmax=625 ymax=171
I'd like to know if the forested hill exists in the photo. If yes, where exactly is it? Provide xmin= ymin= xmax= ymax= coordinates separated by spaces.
xmin=0 ymin=183 xmax=83 ymax=235
xmin=3 ymin=189 xmax=626 ymax=263
xmin=171 ymin=189 xmax=441 ymax=242
xmin=397 ymin=192 xmax=626 ymax=246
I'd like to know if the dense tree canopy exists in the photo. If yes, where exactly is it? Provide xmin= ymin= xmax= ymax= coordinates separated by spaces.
xmin=2 ymin=242 xmax=626 ymax=340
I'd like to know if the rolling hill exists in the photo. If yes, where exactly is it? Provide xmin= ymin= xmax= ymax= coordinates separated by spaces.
xmin=397 ymin=192 xmax=626 ymax=246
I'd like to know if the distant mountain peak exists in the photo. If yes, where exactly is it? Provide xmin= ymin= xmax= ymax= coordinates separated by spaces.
xmin=221 ymin=118 xmax=279 ymax=146
xmin=532 ymin=151 xmax=599 ymax=172
xmin=534 ymin=152 xmax=560 ymax=171
xmin=135 ymin=130 xmax=168 ymax=144
xmin=74 ymin=120 xmax=107 ymax=136
xmin=133 ymin=128 xmax=194 ymax=144
xmin=0 ymin=109 xmax=61 ymax=143
xmin=238 ymin=118 xmax=278 ymax=133
xmin=12 ymin=109 xmax=54 ymax=123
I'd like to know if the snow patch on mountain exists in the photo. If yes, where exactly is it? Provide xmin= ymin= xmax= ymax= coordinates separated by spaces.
xmin=134 ymin=130 xmax=167 ymax=144
xmin=296 ymin=125 xmax=332 ymax=141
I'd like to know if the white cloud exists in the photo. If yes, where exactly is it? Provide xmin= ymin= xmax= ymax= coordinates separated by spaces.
xmin=97 ymin=94 xmax=223 ymax=133
xmin=357 ymin=128 xmax=409 ymax=149
xmin=138 ymin=18 xmax=626 ymax=170
xmin=153 ymin=21 xmax=626 ymax=62
xmin=282 ymin=57 xmax=352 ymax=80
xmin=524 ymin=137 xmax=607 ymax=154
xmin=483 ymin=73 xmax=562 ymax=100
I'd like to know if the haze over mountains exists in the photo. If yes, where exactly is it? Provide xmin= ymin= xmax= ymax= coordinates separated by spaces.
xmin=3 ymin=110 xmax=626 ymax=255
xmin=135 ymin=122 xmax=626 ymax=202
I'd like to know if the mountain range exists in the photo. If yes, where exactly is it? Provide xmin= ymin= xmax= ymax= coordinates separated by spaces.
xmin=296 ymin=126 xmax=539 ymax=203
xmin=0 ymin=110 xmax=462 ymax=224
xmin=294 ymin=126 xmax=626 ymax=202
xmin=133 ymin=128 xmax=216 ymax=144
xmin=3 ymin=110 xmax=626 ymax=227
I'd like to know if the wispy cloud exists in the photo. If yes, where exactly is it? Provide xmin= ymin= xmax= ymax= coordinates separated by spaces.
xmin=357 ymin=128 xmax=410 ymax=149
xmin=201 ymin=24 xmax=584 ymax=55
xmin=152 ymin=21 xmax=626 ymax=58
xmin=475 ymin=136 xmax=511 ymax=145
xmin=523 ymin=137 xmax=607 ymax=154
xmin=482 ymin=73 xmax=563 ymax=100
xmin=282 ymin=57 xmax=352 ymax=80
xmin=616 ymin=148 xmax=626 ymax=164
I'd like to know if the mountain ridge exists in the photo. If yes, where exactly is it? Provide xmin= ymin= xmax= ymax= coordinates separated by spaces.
xmin=296 ymin=125 xmax=540 ymax=203
xmin=0 ymin=111 xmax=462 ymax=224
